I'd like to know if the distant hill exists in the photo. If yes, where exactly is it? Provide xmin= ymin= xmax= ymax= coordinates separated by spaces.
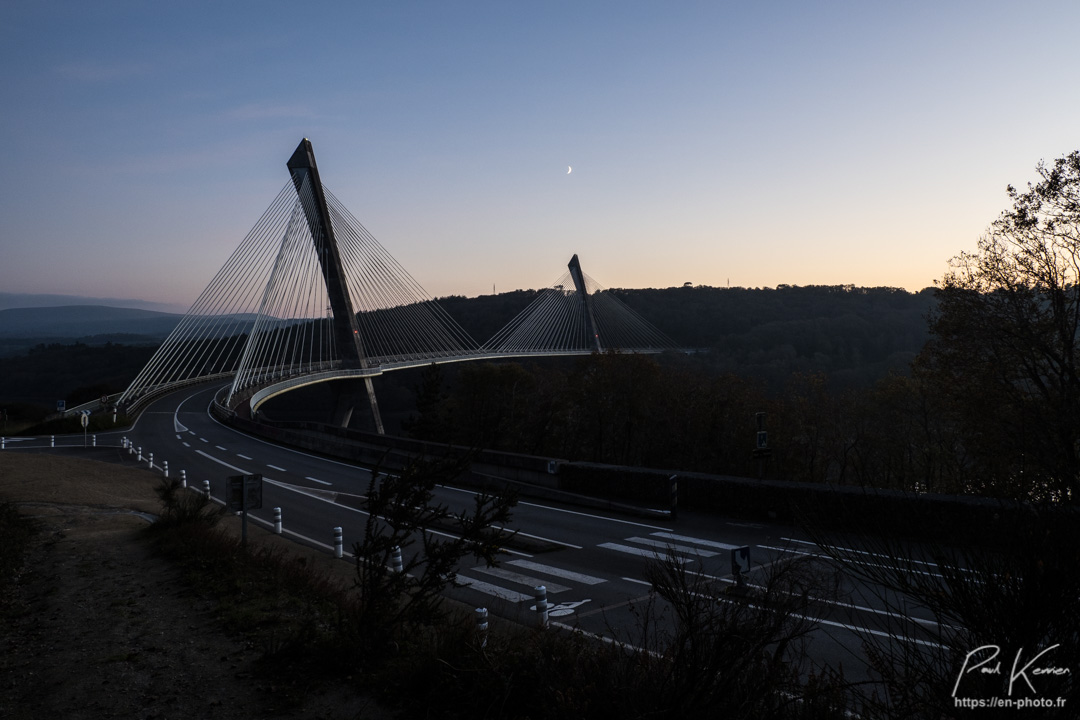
xmin=0 ymin=305 xmax=183 ymax=339
xmin=0 ymin=292 xmax=187 ymax=313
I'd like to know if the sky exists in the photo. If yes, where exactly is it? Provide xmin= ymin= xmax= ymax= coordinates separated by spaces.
xmin=2 ymin=1 xmax=1079 ymax=313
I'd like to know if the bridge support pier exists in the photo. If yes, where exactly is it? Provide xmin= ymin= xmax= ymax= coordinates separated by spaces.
xmin=327 ymin=378 xmax=383 ymax=432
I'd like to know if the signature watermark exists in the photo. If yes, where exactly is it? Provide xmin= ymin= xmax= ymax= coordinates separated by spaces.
xmin=953 ymin=644 xmax=1071 ymax=710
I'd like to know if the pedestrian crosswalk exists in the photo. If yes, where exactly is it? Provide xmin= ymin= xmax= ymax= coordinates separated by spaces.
xmin=599 ymin=532 xmax=741 ymax=563
xmin=455 ymin=559 xmax=605 ymax=603
xmin=596 ymin=542 xmax=693 ymax=563
xmin=507 ymin=559 xmax=607 ymax=585
xmin=471 ymin=565 xmax=572 ymax=594
xmin=454 ymin=530 xmax=743 ymax=604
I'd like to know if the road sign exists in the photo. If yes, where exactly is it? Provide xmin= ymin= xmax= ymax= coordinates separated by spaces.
xmin=56 ymin=400 xmax=66 ymax=412
xmin=227 ymin=474 xmax=263 ymax=511
xmin=80 ymin=411 xmax=89 ymax=428
xmin=731 ymin=546 xmax=751 ymax=574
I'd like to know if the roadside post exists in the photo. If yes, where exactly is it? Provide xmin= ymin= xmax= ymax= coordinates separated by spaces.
xmin=534 ymin=585 xmax=549 ymax=629
xmin=80 ymin=411 xmax=89 ymax=446
xmin=476 ymin=607 xmax=489 ymax=648
xmin=227 ymin=473 xmax=263 ymax=547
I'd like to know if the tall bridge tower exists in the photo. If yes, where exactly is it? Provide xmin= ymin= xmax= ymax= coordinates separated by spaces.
xmin=286 ymin=139 xmax=384 ymax=433
xmin=567 ymin=254 xmax=602 ymax=352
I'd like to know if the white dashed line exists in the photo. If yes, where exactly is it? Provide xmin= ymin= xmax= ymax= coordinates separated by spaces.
xmin=267 ymin=464 xmax=286 ymax=472
xmin=305 ymin=476 xmax=332 ymax=486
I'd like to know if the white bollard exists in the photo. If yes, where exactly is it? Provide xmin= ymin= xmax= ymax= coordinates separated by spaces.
xmin=476 ymin=607 xmax=489 ymax=648
xmin=1 ymin=437 xmax=5 ymax=450
xmin=51 ymin=435 xmax=55 ymax=447
xmin=163 ymin=461 xmax=169 ymax=478
xmin=273 ymin=507 xmax=282 ymax=534
xmin=391 ymin=545 xmax=403 ymax=573
xmin=148 ymin=452 xmax=154 ymax=469
xmin=92 ymin=434 xmax=97 ymax=447
xmin=137 ymin=446 xmax=142 ymax=461
xmin=534 ymin=585 xmax=549 ymax=629
xmin=203 ymin=480 xmax=211 ymax=499
xmin=333 ymin=527 xmax=343 ymax=559
xmin=180 ymin=470 xmax=187 ymax=488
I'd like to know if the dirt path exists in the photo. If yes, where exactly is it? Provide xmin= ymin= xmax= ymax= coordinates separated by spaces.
xmin=0 ymin=450 xmax=389 ymax=719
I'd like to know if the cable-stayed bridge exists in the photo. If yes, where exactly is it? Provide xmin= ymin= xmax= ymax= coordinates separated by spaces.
xmin=118 ymin=139 xmax=678 ymax=432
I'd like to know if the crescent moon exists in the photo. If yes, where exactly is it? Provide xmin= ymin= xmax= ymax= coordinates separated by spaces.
xmin=567 ymin=165 xmax=572 ymax=174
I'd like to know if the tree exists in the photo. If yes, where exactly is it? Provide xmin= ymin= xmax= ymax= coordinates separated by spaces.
xmin=923 ymin=151 xmax=1080 ymax=502
xmin=348 ymin=454 xmax=516 ymax=656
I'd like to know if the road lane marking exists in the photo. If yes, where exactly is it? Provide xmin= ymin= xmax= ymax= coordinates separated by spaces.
xmin=190 ymin=450 xmax=529 ymax=555
xmin=508 ymin=560 xmax=606 ymax=585
xmin=216 ymin=445 xmax=227 ymax=451
xmin=758 ymin=544 xmax=947 ymax=579
xmin=454 ymin=575 xmax=534 ymax=602
xmin=237 ymin=454 xmax=252 ymax=460
xmin=598 ymin=542 xmax=691 ymax=563
xmin=510 ymin=498 xmax=670 ymax=531
xmin=195 ymin=450 xmax=251 ymax=475
xmin=182 ymin=442 xmax=190 ymax=448
xmin=682 ymin=568 xmax=942 ymax=628
xmin=267 ymin=464 xmax=286 ymax=472
xmin=625 ymin=537 xmax=718 ymax=557
xmin=626 ymin=574 xmax=943 ymax=649
xmin=780 ymin=537 xmax=962 ymax=572
xmin=471 ymin=565 xmax=571 ymax=593
xmin=650 ymin=532 xmax=741 ymax=551
xmin=305 ymin=476 xmax=332 ymax=486
xmin=712 ymin=593 xmax=944 ymax=649
xmin=491 ymin=527 xmax=581 ymax=549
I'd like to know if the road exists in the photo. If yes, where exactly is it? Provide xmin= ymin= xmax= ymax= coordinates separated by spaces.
xmin=5 ymin=382 xmax=948 ymax=684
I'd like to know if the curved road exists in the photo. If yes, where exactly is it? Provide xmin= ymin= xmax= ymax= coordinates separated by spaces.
xmin=8 ymin=382 xmax=946 ymax=683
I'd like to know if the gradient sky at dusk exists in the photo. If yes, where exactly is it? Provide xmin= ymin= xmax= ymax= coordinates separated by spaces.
xmin=2 ymin=1 xmax=1079 ymax=312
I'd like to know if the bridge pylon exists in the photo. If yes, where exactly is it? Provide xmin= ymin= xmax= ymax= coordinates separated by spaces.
xmin=567 ymin=254 xmax=602 ymax=352
xmin=286 ymin=138 xmax=384 ymax=433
